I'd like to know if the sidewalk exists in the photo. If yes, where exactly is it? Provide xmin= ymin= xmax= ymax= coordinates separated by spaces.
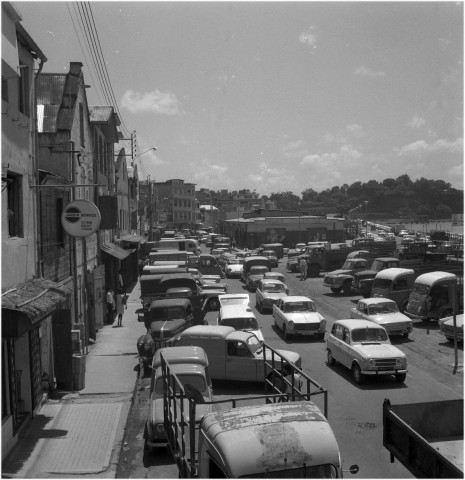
xmin=2 ymin=279 xmax=144 ymax=478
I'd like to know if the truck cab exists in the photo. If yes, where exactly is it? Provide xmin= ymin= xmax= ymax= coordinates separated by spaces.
xmin=323 ymin=258 xmax=370 ymax=294
xmin=351 ymin=257 xmax=402 ymax=297
xmin=197 ymin=402 xmax=344 ymax=478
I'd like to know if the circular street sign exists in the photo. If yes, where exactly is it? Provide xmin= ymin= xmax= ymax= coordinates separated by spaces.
xmin=61 ymin=200 xmax=101 ymax=237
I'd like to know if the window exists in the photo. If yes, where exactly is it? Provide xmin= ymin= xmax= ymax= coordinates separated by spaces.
xmin=6 ymin=172 xmax=23 ymax=237
xmin=18 ymin=65 xmax=29 ymax=116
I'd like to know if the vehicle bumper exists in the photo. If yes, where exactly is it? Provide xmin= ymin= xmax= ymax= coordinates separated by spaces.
xmin=361 ymin=369 xmax=407 ymax=375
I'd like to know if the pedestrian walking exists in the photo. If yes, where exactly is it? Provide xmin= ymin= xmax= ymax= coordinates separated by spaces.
xmin=115 ymin=288 xmax=127 ymax=327
xmin=300 ymin=257 xmax=308 ymax=281
xmin=106 ymin=288 xmax=115 ymax=324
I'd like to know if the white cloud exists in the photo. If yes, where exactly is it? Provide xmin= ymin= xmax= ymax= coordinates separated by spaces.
xmin=396 ymin=137 xmax=463 ymax=156
xmin=407 ymin=115 xmax=426 ymax=128
xmin=299 ymin=27 xmax=318 ymax=50
xmin=121 ymin=89 xmax=183 ymax=115
xmin=354 ymin=66 xmax=385 ymax=77
xmin=346 ymin=124 xmax=364 ymax=137
xmin=281 ymin=139 xmax=309 ymax=158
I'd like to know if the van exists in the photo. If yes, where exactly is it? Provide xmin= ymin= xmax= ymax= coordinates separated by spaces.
xmin=154 ymin=238 xmax=200 ymax=254
xmin=241 ymin=256 xmax=271 ymax=283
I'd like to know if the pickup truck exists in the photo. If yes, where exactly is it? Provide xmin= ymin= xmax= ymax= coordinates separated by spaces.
xmin=383 ymin=398 xmax=463 ymax=478
xmin=160 ymin=341 xmax=360 ymax=478
xmin=323 ymin=258 xmax=370 ymax=294
xmin=175 ymin=325 xmax=301 ymax=383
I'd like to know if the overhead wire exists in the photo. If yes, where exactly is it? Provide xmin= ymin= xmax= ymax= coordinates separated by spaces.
xmin=68 ymin=1 xmax=133 ymax=144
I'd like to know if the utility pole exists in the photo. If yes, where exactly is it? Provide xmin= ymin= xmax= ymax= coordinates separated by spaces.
xmin=147 ymin=177 xmax=152 ymax=241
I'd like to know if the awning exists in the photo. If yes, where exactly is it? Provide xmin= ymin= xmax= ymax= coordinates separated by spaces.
xmin=2 ymin=277 xmax=73 ymax=333
xmin=119 ymin=234 xmax=147 ymax=244
xmin=101 ymin=242 xmax=133 ymax=260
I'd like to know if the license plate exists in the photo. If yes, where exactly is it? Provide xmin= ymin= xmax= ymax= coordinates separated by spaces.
xmin=377 ymin=367 xmax=394 ymax=371
xmin=299 ymin=331 xmax=317 ymax=336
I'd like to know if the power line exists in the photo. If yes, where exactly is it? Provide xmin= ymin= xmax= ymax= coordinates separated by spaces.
xmin=68 ymin=1 xmax=132 ymax=139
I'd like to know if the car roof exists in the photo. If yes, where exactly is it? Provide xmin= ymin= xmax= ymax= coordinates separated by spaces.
xmin=259 ymin=279 xmax=285 ymax=285
xmin=281 ymin=295 xmax=313 ymax=303
xmin=220 ymin=304 xmax=256 ymax=319
xmin=415 ymin=271 xmax=457 ymax=285
xmin=153 ymin=346 xmax=209 ymax=370
xmin=375 ymin=268 xmax=415 ymax=279
xmin=333 ymin=319 xmax=385 ymax=330
xmin=359 ymin=298 xmax=396 ymax=305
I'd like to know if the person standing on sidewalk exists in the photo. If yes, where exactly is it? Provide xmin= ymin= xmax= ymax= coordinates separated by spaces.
xmin=115 ymin=288 xmax=127 ymax=327
xmin=300 ymin=257 xmax=308 ymax=281
xmin=106 ymin=288 xmax=115 ymax=324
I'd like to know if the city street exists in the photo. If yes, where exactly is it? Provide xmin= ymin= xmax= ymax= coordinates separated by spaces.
xmin=117 ymin=248 xmax=463 ymax=478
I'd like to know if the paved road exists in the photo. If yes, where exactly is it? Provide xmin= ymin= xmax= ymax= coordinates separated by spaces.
xmin=119 ymin=248 xmax=463 ymax=478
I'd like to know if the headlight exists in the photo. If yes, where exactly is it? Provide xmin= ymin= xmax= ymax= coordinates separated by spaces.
xmin=288 ymin=321 xmax=294 ymax=328
xmin=368 ymin=358 xmax=376 ymax=367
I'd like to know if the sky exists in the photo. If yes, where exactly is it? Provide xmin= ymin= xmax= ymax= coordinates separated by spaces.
xmin=15 ymin=1 xmax=464 ymax=195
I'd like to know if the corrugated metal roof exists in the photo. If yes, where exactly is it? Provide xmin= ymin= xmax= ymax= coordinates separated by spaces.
xmin=37 ymin=74 xmax=66 ymax=104
xmin=101 ymin=242 xmax=133 ymax=260
xmin=2 ymin=278 xmax=72 ymax=326
xmin=89 ymin=106 xmax=113 ymax=124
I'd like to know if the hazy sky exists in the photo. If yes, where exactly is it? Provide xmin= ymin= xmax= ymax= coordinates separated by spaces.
xmin=16 ymin=1 xmax=463 ymax=195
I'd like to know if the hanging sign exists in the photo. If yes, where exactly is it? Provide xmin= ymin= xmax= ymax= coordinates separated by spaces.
xmin=61 ymin=199 xmax=101 ymax=237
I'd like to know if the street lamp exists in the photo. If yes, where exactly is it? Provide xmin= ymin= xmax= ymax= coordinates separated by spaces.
xmin=364 ymin=201 xmax=369 ymax=236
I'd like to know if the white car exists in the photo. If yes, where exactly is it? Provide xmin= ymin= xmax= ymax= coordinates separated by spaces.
xmin=273 ymin=296 xmax=326 ymax=340
xmin=217 ymin=303 xmax=264 ymax=343
xmin=263 ymin=271 xmax=289 ymax=294
xmin=326 ymin=319 xmax=407 ymax=384
xmin=439 ymin=313 xmax=463 ymax=343
xmin=350 ymin=298 xmax=413 ymax=338
xmin=255 ymin=279 xmax=288 ymax=313
xmin=224 ymin=258 xmax=244 ymax=278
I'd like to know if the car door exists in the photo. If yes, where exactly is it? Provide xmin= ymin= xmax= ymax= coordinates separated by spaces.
xmin=337 ymin=327 xmax=352 ymax=368
xmin=225 ymin=340 xmax=258 ymax=381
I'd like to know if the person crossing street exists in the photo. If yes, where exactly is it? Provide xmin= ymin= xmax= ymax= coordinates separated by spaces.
xmin=300 ymin=257 xmax=308 ymax=281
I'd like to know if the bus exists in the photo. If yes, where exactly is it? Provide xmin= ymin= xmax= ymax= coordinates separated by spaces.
xmin=154 ymin=238 xmax=200 ymax=254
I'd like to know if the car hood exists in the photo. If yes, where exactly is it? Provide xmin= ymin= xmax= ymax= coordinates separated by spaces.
xmin=285 ymin=312 xmax=322 ymax=324
xmin=150 ymin=319 xmax=187 ymax=337
xmin=327 ymin=269 xmax=353 ymax=277
xmin=368 ymin=312 xmax=412 ymax=325
xmin=352 ymin=343 xmax=405 ymax=358
xmin=201 ymin=283 xmax=227 ymax=290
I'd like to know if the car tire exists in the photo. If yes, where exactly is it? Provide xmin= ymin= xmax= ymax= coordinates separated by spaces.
xmin=283 ymin=325 xmax=289 ymax=341
xmin=209 ymin=297 xmax=220 ymax=311
xmin=343 ymin=280 xmax=352 ymax=295
xmin=352 ymin=364 xmax=365 ymax=384
xmin=331 ymin=287 xmax=342 ymax=294
xmin=327 ymin=349 xmax=336 ymax=366
xmin=395 ymin=373 xmax=406 ymax=383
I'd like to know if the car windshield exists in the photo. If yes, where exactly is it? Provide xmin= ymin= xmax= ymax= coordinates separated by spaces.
xmin=220 ymin=317 xmax=259 ymax=330
xmin=151 ymin=307 xmax=186 ymax=320
xmin=262 ymin=283 xmax=285 ymax=293
xmin=341 ymin=260 xmax=358 ymax=269
xmin=411 ymin=282 xmax=429 ymax=295
xmin=265 ymin=274 xmax=284 ymax=281
xmin=244 ymin=463 xmax=338 ymax=478
xmin=262 ymin=251 xmax=276 ymax=256
xmin=246 ymin=334 xmax=263 ymax=352
xmin=250 ymin=266 xmax=269 ymax=275
xmin=283 ymin=301 xmax=315 ymax=313
xmin=351 ymin=328 xmax=388 ymax=343
xmin=368 ymin=303 xmax=398 ymax=315
xmin=372 ymin=278 xmax=392 ymax=290
xmin=155 ymin=374 xmax=207 ymax=395
xmin=220 ymin=297 xmax=248 ymax=306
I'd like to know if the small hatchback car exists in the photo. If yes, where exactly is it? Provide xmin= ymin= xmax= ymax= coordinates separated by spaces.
xmin=326 ymin=319 xmax=407 ymax=385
